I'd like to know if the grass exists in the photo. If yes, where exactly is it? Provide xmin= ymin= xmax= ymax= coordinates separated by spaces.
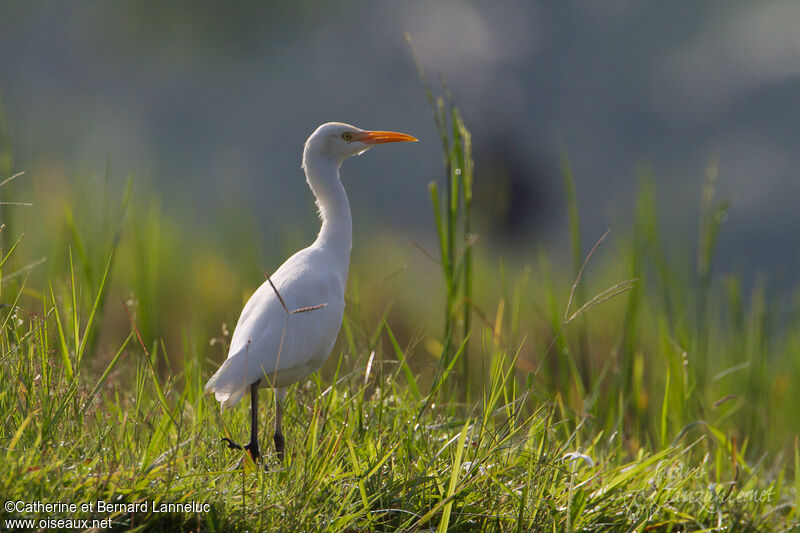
xmin=0 ymin=87 xmax=798 ymax=531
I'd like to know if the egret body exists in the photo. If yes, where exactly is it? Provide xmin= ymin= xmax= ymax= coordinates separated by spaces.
xmin=204 ymin=122 xmax=417 ymax=462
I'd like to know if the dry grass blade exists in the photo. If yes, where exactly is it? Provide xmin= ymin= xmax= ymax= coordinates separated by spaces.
xmin=469 ymin=299 xmax=509 ymax=350
xmin=565 ymin=278 xmax=638 ymax=324
xmin=408 ymin=238 xmax=440 ymax=265
xmin=564 ymin=228 xmax=610 ymax=321
xmin=264 ymin=270 xmax=289 ymax=314
xmin=363 ymin=266 xmax=408 ymax=293
xmin=264 ymin=270 xmax=327 ymax=315
xmin=122 ymin=297 xmax=149 ymax=356
xmin=291 ymin=303 xmax=327 ymax=314
xmin=364 ymin=350 xmax=375 ymax=385
xmin=0 ymin=171 xmax=25 ymax=187
xmin=1 ymin=256 xmax=46 ymax=283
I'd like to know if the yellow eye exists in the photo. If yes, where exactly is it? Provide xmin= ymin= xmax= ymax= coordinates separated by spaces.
xmin=342 ymin=132 xmax=353 ymax=141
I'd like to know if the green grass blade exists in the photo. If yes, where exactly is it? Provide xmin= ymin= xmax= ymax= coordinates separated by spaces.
xmin=660 ymin=367 xmax=670 ymax=448
xmin=438 ymin=418 xmax=470 ymax=533
xmin=79 ymin=332 xmax=132 ymax=418
xmin=385 ymin=321 xmax=420 ymax=399
xmin=0 ymin=232 xmax=23 ymax=272
xmin=48 ymin=284 xmax=73 ymax=380
xmin=76 ymin=252 xmax=114 ymax=367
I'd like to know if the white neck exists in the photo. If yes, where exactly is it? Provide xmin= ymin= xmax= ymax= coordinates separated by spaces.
xmin=302 ymin=154 xmax=352 ymax=282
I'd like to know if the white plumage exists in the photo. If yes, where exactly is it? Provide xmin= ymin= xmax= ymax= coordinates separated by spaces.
xmin=205 ymin=245 xmax=346 ymax=408
xmin=204 ymin=122 xmax=417 ymax=461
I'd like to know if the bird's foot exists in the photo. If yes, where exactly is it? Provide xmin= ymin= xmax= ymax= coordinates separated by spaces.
xmin=221 ymin=437 xmax=260 ymax=463
xmin=221 ymin=437 xmax=242 ymax=450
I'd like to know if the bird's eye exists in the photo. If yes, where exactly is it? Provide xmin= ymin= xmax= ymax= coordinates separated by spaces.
xmin=342 ymin=132 xmax=353 ymax=141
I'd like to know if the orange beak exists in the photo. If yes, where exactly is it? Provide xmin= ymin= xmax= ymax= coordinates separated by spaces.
xmin=354 ymin=130 xmax=418 ymax=144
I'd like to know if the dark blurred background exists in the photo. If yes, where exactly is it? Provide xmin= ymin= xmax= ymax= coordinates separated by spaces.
xmin=1 ymin=1 xmax=798 ymax=283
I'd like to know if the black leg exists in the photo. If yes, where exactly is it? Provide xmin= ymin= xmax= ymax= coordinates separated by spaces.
xmin=221 ymin=380 xmax=261 ymax=463
xmin=244 ymin=380 xmax=261 ymax=461
xmin=274 ymin=388 xmax=285 ymax=461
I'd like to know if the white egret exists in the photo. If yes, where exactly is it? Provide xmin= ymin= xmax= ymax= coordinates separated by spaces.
xmin=204 ymin=122 xmax=417 ymax=462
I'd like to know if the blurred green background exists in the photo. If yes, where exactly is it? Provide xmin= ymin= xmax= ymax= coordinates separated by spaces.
xmin=2 ymin=2 xmax=799 ymax=275
xmin=1 ymin=1 xmax=798 ymax=457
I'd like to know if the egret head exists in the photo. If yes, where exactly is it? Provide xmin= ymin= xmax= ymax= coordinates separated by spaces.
xmin=303 ymin=122 xmax=417 ymax=165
